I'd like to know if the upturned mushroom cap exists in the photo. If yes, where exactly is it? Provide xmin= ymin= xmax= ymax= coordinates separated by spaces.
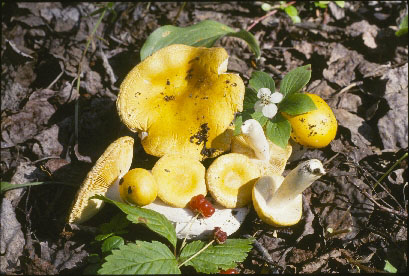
xmin=252 ymin=159 xmax=325 ymax=226
xmin=231 ymin=135 xmax=292 ymax=176
xmin=206 ymin=153 xmax=260 ymax=208
xmin=151 ymin=154 xmax=207 ymax=208
xmin=67 ymin=136 xmax=134 ymax=224
xmin=117 ymin=44 xmax=245 ymax=160
xmin=144 ymin=198 xmax=249 ymax=239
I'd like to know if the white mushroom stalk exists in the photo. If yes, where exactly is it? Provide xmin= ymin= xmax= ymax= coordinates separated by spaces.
xmin=240 ymin=119 xmax=270 ymax=161
xmin=266 ymin=159 xmax=325 ymax=207
xmin=253 ymin=159 xmax=325 ymax=226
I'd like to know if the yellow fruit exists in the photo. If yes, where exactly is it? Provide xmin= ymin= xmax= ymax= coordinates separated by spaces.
xmin=119 ymin=168 xmax=157 ymax=206
xmin=282 ymin=93 xmax=337 ymax=148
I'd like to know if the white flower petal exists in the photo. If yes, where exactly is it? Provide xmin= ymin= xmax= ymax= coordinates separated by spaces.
xmin=270 ymin=92 xmax=283 ymax=103
xmin=254 ymin=100 xmax=264 ymax=112
xmin=257 ymin=87 xmax=271 ymax=99
xmin=262 ymin=104 xmax=277 ymax=119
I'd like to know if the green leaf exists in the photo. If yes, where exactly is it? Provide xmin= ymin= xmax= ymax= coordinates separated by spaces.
xmin=95 ymin=233 xmax=114 ymax=242
xmin=279 ymin=64 xmax=311 ymax=97
xmin=279 ymin=93 xmax=317 ymax=115
xmin=92 ymin=195 xmax=177 ymax=249
xmin=84 ymin=263 xmax=102 ymax=275
xmin=290 ymin=15 xmax=301 ymax=24
xmin=101 ymin=236 xmax=124 ymax=253
xmin=265 ymin=114 xmax=291 ymax=149
xmin=396 ymin=15 xmax=408 ymax=37
xmin=384 ymin=260 xmax=397 ymax=273
xmin=335 ymin=1 xmax=345 ymax=8
xmin=179 ymin=238 xmax=254 ymax=273
xmin=140 ymin=20 xmax=260 ymax=60
xmin=251 ymin=111 xmax=268 ymax=127
xmin=284 ymin=5 xmax=298 ymax=17
xmin=314 ymin=1 xmax=330 ymax=8
xmin=1 ymin=181 xmax=75 ymax=194
xmin=249 ymin=71 xmax=275 ymax=93
xmin=243 ymin=87 xmax=259 ymax=111
xmin=98 ymin=241 xmax=180 ymax=274
xmin=233 ymin=115 xmax=243 ymax=136
xmin=261 ymin=3 xmax=273 ymax=11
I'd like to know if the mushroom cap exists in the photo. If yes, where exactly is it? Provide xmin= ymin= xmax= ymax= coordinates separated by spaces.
xmin=144 ymin=198 xmax=249 ymax=239
xmin=206 ymin=153 xmax=260 ymax=208
xmin=151 ymin=154 xmax=207 ymax=208
xmin=67 ymin=136 xmax=134 ymax=224
xmin=282 ymin=93 xmax=337 ymax=148
xmin=117 ymin=44 xmax=245 ymax=160
xmin=231 ymin=134 xmax=292 ymax=175
xmin=119 ymin=168 xmax=157 ymax=206
xmin=252 ymin=175 xmax=302 ymax=226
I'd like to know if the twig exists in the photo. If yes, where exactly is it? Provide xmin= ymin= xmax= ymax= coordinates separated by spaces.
xmin=361 ymin=189 xmax=407 ymax=220
xmin=337 ymin=81 xmax=363 ymax=97
xmin=247 ymin=1 xmax=296 ymax=31
xmin=172 ymin=2 xmax=186 ymax=25
xmin=46 ymin=69 xmax=64 ymax=90
xmin=99 ymin=43 xmax=117 ymax=89
xmin=374 ymin=152 xmax=408 ymax=188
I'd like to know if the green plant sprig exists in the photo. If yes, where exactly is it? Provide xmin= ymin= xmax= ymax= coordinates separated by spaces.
xmin=88 ymin=195 xmax=254 ymax=274
xmin=234 ymin=65 xmax=316 ymax=149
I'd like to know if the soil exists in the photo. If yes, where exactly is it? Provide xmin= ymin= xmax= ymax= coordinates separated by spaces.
xmin=1 ymin=2 xmax=408 ymax=274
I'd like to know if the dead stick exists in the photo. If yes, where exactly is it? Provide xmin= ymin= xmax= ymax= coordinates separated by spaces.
xmin=247 ymin=1 xmax=296 ymax=31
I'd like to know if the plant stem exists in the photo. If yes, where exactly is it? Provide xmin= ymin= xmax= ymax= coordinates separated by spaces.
xmin=178 ymin=213 xmax=200 ymax=255
xmin=247 ymin=1 xmax=296 ymax=31
xmin=178 ymin=240 xmax=214 ymax=268
xmin=74 ymin=6 xmax=108 ymax=145
xmin=374 ymin=152 xmax=407 ymax=188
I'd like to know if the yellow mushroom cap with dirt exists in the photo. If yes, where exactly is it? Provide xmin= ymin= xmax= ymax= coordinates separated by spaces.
xmin=282 ymin=93 xmax=337 ymax=148
xmin=67 ymin=136 xmax=134 ymax=224
xmin=116 ymin=44 xmax=245 ymax=160
xmin=252 ymin=159 xmax=325 ymax=226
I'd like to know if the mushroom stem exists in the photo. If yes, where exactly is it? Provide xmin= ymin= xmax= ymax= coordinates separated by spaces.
xmin=240 ymin=119 xmax=270 ymax=161
xmin=105 ymin=178 xmax=124 ymax=203
xmin=266 ymin=159 xmax=325 ymax=207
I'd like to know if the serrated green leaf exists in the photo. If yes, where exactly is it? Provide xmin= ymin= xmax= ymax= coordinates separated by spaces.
xmin=279 ymin=64 xmax=311 ymax=97
xmin=251 ymin=111 xmax=268 ymax=127
xmin=92 ymin=195 xmax=177 ymax=249
xmin=249 ymin=71 xmax=275 ymax=93
xmin=396 ymin=15 xmax=408 ymax=37
xmin=140 ymin=20 xmax=260 ymax=60
xmin=279 ymin=93 xmax=317 ymax=115
xmin=384 ymin=260 xmax=397 ymax=273
xmin=99 ymin=213 xmax=130 ymax=235
xmin=335 ymin=1 xmax=345 ymax=8
xmin=265 ymin=114 xmax=291 ymax=149
xmin=233 ymin=115 xmax=243 ymax=136
xmin=98 ymin=241 xmax=180 ymax=274
xmin=179 ymin=239 xmax=254 ymax=273
xmin=102 ymin=236 xmax=124 ymax=253
xmin=284 ymin=5 xmax=298 ymax=17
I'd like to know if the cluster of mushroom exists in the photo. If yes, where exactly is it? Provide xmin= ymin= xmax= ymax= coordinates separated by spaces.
xmin=67 ymin=44 xmax=328 ymax=238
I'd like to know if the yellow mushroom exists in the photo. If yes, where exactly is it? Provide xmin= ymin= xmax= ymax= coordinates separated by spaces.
xmin=282 ymin=93 xmax=337 ymax=148
xmin=119 ymin=168 xmax=157 ymax=206
xmin=67 ymin=136 xmax=134 ymax=224
xmin=117 ymin=44 xmax=245 ymax=160
xmin=206 ymin=153 xmax=260 ymax=208
xmin=252 ymin=159 xmax=325 ymax=226
xmin=151 ymin=154 xmax=207 ymax=208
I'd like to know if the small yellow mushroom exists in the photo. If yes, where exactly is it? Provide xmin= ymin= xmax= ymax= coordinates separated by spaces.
xmin=151 ymin=154 xmax=207 ymax=208
xmin=119 ymin=168 xmax=157 ymax=206
xmin=206 ymin=153 xmax=260 ymax=208
xmin=282 ymin=93 xmax=337 ymax=148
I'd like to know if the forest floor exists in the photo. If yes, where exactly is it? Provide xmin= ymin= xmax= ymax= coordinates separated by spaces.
xmin=1 ymin=1 xmax=408 ymax=274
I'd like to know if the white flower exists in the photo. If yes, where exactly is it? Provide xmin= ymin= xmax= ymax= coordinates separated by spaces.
xmin=254 ymin=88 xmax=283 ymax=119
